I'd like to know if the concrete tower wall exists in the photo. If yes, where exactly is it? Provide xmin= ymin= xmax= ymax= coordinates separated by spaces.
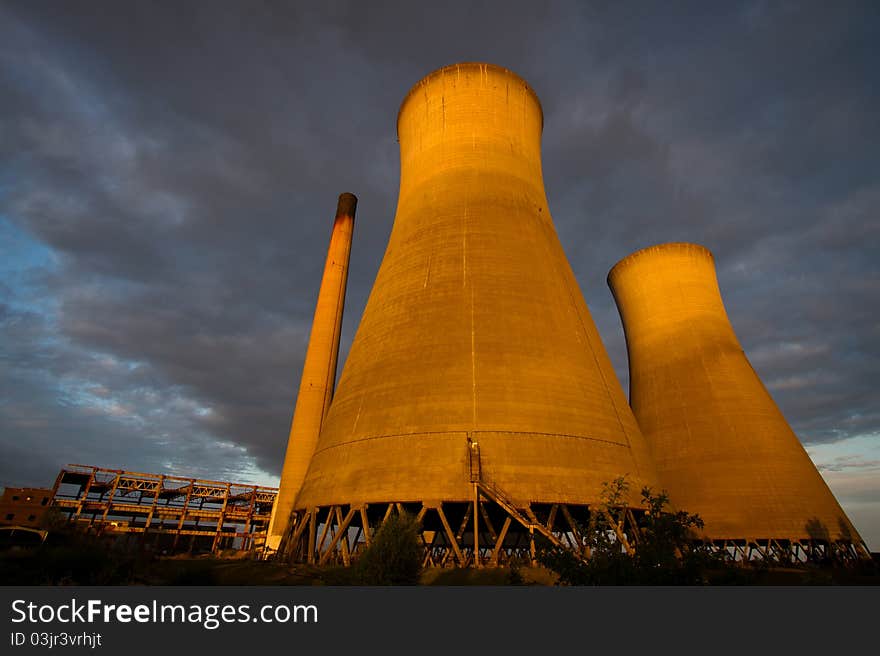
xmin=295 ymin=63 xmax=659 ymax=509
xmin=608 ymin=242 xmax=862 ymax=542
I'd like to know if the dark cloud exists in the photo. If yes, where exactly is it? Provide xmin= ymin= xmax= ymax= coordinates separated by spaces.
xmin=0 ymin=0 xmax=877 ymax=543
xmin=817 ymin=457 xmax=880 ymax=474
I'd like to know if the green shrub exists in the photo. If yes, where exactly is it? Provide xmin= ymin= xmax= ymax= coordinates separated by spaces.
xmin=353 ymin=513 xmax=423 ymax=585
xmin=539 ymin=476 xmax=725 ymax=585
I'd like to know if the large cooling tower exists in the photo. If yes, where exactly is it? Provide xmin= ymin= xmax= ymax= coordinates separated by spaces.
xmin=608 ymin=243 xmax=867 ymax=556
xmin=276 ymin=63 xmax=660 ymax=565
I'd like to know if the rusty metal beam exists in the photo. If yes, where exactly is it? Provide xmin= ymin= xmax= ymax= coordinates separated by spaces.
xmin=492 ymin=517 xmax=512 ymax=566
xmin=307 ymin=508 xmax=318 ymax=564
xmin=436 ymin=504 xmax=465 ymax=565
xmin=319 ymin=507 xmax=357 ymax=566
xmin=609 ymin=517 xmax=633 ymax=555
xmin=381 ymin=503 xmax=394 ymax=527
xmin=478 ymin=502 xmax=497 ymax=541
xmin=547 ymin=504 xmax=559 ymax=534
xmin=456 ymin=505 xmax=472 ymax=541
xmin=360 ymin=506 xmax=372 ymax=547
xmin=528 ymin=526 xmax=536 ymax=566
xmin=315 ymin=506 xmax=335 ymax=556
xmin=473 ymin=483 xmax=480 ymax=568
xmin=336 ymin=506 xmax=352 ymax=566
xmin=561 ymin=505 xmax=585 ymax=556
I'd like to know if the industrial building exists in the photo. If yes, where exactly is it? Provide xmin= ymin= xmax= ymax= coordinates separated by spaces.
xmin=1 ymin=465 xmax=277 ymax=555
xmin=268 ymin=62 xmax=869 ymax=567
xmin=0 ymin=487 xmax=53 ymax=529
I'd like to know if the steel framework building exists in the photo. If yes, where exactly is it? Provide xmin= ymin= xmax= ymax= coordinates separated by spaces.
xmin=49 ymin=464 xmax=277 ymax=554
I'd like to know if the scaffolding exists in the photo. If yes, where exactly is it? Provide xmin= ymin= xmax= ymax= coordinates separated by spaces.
xmin=49 ymin=464 xmax=277 ymax=555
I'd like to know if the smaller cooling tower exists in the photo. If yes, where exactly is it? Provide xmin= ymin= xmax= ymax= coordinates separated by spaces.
xmin=608 ymin=242 xmax=868 ymax=559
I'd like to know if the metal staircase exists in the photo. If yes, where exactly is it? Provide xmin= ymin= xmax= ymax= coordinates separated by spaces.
xmin=467 ymin=437 xmax=568 ymax=552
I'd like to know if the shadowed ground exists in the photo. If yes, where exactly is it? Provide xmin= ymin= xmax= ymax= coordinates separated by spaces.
xmin=2 ymin=545 xmax=878 ymax=586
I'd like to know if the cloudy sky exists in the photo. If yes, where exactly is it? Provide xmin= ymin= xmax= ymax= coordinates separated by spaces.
xmin=1 ymin=1 xmax=877 ymax=549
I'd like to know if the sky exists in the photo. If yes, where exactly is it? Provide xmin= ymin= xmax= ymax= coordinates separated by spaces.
xmin=0 ymin=1 xmax=877 ymax=550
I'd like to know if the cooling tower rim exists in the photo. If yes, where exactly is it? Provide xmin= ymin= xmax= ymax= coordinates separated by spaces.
xmin=397 ymin=62 xmax=544 ymax=136
xmin=607 ymin=242 xmax=715 ymax=287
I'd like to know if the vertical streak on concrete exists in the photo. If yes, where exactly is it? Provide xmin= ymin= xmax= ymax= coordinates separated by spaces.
xmin=268 ymin=193 xmax=357 ymax=546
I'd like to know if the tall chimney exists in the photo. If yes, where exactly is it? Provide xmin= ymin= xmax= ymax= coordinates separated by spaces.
xmin=268 ymin=193 xmax=356 ymax=548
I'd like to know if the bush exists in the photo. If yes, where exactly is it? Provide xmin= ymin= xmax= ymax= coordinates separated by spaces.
xmin=539 ymin=477 xmax=725 ymax=585
xmin=0 ymin=529 xmax=144 ymax=585
xmin=353 ymin=512 xmax=423 ymax=585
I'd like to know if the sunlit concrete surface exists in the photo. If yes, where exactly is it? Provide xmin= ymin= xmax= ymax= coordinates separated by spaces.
xmin=293 ymin=63 xmax=659 ymax=511
xmin=608 ymin=242 xmax=864 ymax=544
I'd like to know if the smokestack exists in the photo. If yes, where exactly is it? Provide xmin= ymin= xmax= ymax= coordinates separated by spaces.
xmin=268 ymin=193 xmax=357 ymax=547
xmin=608 ymin=242 xmax=868 ymax=556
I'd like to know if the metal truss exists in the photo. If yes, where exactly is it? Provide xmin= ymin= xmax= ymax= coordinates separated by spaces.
xmin=276 ymin=442 xmax=872 ymax=568
xmin=698 ymin=537 xmax=872 ymax=565
xmin=50 ymin=464 xmax=277 ymax=554
xmin=275 ymin=497 xmax=871 ymax=569
xmin=276 ymin=437 xmax=649 ymax=567
xmin=275 ymin=486 xmax=645 ymax=569
xmin=276 ymin=447 xmax=871 ymax=569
